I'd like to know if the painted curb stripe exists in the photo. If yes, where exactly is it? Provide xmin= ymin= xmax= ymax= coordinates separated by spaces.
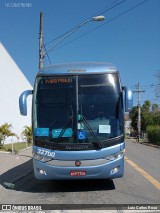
xmin=125 ymin=156 xmax=160 ymax=190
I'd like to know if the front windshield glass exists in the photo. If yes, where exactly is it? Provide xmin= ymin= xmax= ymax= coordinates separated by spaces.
xmin=33 ymin=74 xmax=123 ymax=144
xmin=78 ymin=74 xmax=123 ymax=142
xmin=33 ymin=76 xmax=76 ymax=143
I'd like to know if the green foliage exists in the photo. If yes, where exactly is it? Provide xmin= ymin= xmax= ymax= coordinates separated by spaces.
xmin=0 ymin=123 xmax=18 ymax=146
xmin=146 ymin=125 xmax=160 ymax=145
xmin=129 ymin=106 xmax=138 ymax=132
xmin=142 ymin=100 xmax=151 ymax=112
xmin=130 ymin=100 xmax=160 ymax=132
xmin=152 ymin=104 xmax=159 ymax=112
xmin=21 ymin=126 xmax=32 ymax=144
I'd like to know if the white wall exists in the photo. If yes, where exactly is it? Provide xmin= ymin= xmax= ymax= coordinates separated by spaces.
xmin=0 ymin=43 xmax=32 ymax=143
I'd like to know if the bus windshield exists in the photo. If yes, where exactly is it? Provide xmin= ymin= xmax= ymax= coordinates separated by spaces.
xmin=33 ymin=74 xmax=123 ymax=144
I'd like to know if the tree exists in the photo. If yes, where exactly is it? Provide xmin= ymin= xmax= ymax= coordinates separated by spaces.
xmin=142 ymin=100 xmax=151 ymax=112
xmin=130 ymin=100 xmax=160 ymax=134
xmin=151 ymin=110 xmax=160 ymax=125
xmin=0 ymin=123 xmax=18 ymax=146
xmin=129 ymin=106 xmax=138 ymax=132
xmin=21 ymin=126 xmax=32 ymax=144
xmin=141 ymin=111 xmax=153 ymax=131
xmin=152 ymin=104 xmax=159 ymax=112
xmin=141 ymin=100 xmax=151 ymax=131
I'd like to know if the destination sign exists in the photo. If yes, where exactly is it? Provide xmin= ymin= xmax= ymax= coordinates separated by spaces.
xmin=45 ymin=78 xmax=72 ymax=84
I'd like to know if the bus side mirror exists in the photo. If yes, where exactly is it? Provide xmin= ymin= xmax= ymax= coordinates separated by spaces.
xmin=123 ymin=86 xmax=133 ymax=112
xmin=19 ymin=90 xmax=33 ymax=116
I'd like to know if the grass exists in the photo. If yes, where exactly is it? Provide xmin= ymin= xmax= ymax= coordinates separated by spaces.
xmin=0 ymin=142 xmax=32 ymax=153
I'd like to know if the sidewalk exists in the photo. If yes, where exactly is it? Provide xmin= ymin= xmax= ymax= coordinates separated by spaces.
xmin=127 ymin=138 xmax=160 ymax=149
xmin=0 ymin=147 xmax=33 ymax=189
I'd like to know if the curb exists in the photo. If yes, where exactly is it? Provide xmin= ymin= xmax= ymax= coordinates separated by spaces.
xmin=129 ymin=139 xmax=160 ymax=149
xmin=0 ymin=151 xmax=11 ymax=154
xmin=0 ymin=146 xmax=32 ymax=154
xmin=139 ymin=142 xmax=160 ymax=149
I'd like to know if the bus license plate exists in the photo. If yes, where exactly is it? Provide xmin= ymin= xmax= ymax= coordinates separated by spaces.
xmin=70 ymin=170 xmax=86 ymax=176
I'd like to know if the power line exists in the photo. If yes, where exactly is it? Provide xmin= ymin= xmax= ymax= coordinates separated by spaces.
xmin=89 ymin=0 xmax=122 ymax=17
xmin=93 ymin=0 xmax=127 ymax=17
xmin=141 ymin=84 xmax=160 ymax=88
xmin=43 ymin=43 xmax=51 ymax=65
xmin=131 ymin=83 xmax=160 ymax=89
xmin=51 ymin=0 xmax=150 ymax=53
xmin=44 ymin=0 xmax=127 ymax=64
xmin=44 ymin=0 xmax=126 ymax=47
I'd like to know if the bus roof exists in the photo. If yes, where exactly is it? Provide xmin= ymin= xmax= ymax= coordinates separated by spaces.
xmin=38 ymin=62 xmax=119 ymax=75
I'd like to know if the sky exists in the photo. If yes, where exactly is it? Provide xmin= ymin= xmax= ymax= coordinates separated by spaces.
xmin=0 ymin=0 xmax=160 ymax=106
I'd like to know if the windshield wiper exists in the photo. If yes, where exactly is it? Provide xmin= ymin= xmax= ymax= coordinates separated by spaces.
xmin=80 ymin=116 xmax=102 ymax=149
xmin=55 ymin=116 xmax=73 ymax=144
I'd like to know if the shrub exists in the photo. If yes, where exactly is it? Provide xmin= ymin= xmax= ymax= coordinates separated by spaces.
xmin=0 ymin=123 xmax=18 ymax=146
xmin=146 ymin=125 xmax=160 ymax=145
xmin=21 ymin=126 xmax=32 ymax=144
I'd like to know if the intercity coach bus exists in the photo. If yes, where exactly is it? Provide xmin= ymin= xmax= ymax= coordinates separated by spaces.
xmin=19 ymin=62 xmax=133 ymax=180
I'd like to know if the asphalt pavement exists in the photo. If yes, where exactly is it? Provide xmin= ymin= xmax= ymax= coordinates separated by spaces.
xmin=0 ymin=147 xmax=33 ymax=190
xmin=0 ymin=140 xmax=160 ymax=213
xmin=0 ymin=139 xmax=159 ymax=190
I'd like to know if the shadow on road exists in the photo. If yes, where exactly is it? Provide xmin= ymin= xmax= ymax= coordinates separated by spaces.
xmin=15 ymin=172 xmax=115 ymax=192
xmin=0 ymin=158 xmax=115 ymax=192
xmin=0 ymin=159 xmax=33 ymax=189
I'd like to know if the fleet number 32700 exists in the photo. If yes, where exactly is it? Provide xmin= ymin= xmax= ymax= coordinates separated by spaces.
xmin=37 ymin=148 xmax=55 ymax=158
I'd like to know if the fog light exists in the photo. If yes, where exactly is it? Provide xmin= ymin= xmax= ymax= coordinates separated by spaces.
xmin=110 ymin=166 xmax=119 ymax=175
xmin=37 ymin=168 xmax=47 ymax=175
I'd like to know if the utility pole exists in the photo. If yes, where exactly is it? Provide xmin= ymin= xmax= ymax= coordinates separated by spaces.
xmin=39 ymin=12 xmax=43 ymax=69
xmin=133 ymin=83 xmax=145 ymax=142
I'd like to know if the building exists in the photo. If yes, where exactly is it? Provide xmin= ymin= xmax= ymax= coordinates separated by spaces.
xmin=124 ymin=113 xmax=132 ymax=136
xmin=0 ymin=42 xmax=32 ymax=143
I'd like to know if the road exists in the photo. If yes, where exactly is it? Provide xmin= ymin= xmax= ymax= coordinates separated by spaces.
xmin=0 ymin=139 xmax=160 ymax=212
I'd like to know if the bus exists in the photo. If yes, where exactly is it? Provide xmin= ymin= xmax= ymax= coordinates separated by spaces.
xmin=19 ymin=62 xmax=133 ymax=180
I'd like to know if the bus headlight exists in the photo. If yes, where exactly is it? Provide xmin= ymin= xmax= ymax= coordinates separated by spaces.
xmin=105 ymin=150 xmax=125 ymax=162
xmin=33 ymin=152 xmax=50 ymax=162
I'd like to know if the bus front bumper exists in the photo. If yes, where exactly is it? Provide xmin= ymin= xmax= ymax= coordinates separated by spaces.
xmin=33 ymin=157 xmax=124 ymax=180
